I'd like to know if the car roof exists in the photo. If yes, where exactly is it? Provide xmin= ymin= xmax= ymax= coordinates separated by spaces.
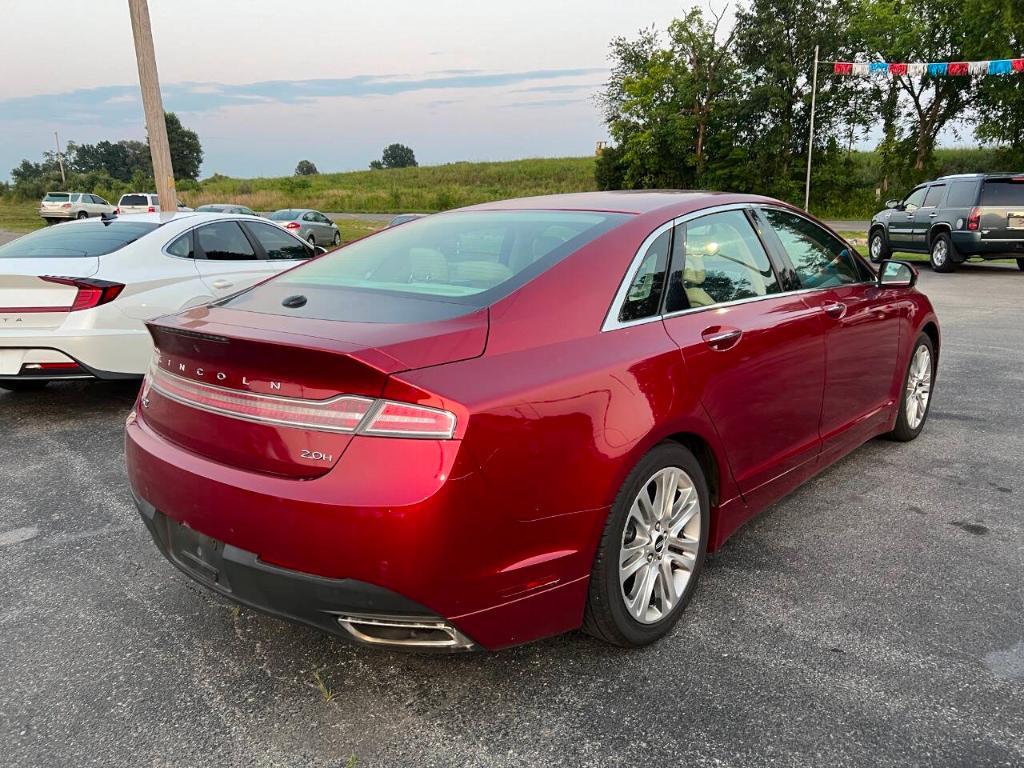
xmin=63 ymin=211 xmax=267 ymax=226
xmin=935 ymin=173 xmax=1024 ymax=181
xmin=461 ymin=190 xmax=779 ymax=216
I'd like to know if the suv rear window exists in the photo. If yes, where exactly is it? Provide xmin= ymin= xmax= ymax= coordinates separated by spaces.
xmin=120 ymin=194 xmax=149 ymax=206
xmin=980 ymin=181 xmax=1024 ymax=206
xmin=43 ymin=193 xmax=70 ymax=202
xmin=0 ymin=221 xmax=159 ymax=258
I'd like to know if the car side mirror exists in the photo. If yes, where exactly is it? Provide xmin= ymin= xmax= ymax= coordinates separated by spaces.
xmin=885 ymin=199 xmax=902 ymax=210
xmin=877 ymin=259 xmax=917 ymax=288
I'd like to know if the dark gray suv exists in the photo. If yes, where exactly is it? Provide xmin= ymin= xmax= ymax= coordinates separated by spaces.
xmin=868 ymin=174 xmax=1024 ymax=273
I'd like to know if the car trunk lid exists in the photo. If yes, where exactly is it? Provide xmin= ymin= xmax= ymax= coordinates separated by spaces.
xmin=0 ymin=258 xmax=101 ymax=329
xmin=141 ymin=303 xmax=486 ymax=478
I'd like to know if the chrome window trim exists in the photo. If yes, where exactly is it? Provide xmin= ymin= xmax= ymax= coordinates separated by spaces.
xmin=601 ymin=202 xmax=753 ymax=332
xmin=601 ymin=202 xmax=879 ymax=333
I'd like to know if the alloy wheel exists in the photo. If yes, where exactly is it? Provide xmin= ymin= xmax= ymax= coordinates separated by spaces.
xmin=905 ymin=345 xmax=932 ymax=430
xmin=931 ymin=239 xmax=947 ymax=267
xmin=870 ymin=235 xmax=882 ymax=261
xmin=619 ymin=466 xmax=702 ymax=625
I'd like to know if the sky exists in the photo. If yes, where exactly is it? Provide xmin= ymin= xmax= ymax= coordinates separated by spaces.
xmin=0 ymin=0 xmax=728 ymax=180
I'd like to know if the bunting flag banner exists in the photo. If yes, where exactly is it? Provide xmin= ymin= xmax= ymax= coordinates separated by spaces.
xmin=833 ymin=57 xmax=1024 ymax=77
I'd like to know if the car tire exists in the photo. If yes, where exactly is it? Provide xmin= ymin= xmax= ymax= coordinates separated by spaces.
xmin=333 ymin=231 xmax=341 ymax=246
xmin=884 ymin=333 xmax=935 ymax=443
xmin=307 ymin=235 xmax=316 ymax=247
xmin=0 ymin=380 xmax=49 ymax=392
xmin=583 ymin=442 xmax=709 ymax=648
xmin=929 ymin=232 xmax=957 ymax=273
xmin=76 ymin=211 xmax=88 ymax=220
xmin=869 ymin=228 xmax=891 ymax=263
xmin=1016 ymin=258 xmax=1024 ymax=272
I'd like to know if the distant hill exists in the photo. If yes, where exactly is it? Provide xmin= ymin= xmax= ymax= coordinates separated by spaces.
xmin=185 ymin=157 xmax=598 ymax=213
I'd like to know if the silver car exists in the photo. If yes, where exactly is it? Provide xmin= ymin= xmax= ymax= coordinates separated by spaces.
xmin=196 ymin=203 xmax=258 ymax=216
xmin=39 ymin=192 xmax=115 ymax=224
xmin=268 ymin=208 xmax=340 ymax=247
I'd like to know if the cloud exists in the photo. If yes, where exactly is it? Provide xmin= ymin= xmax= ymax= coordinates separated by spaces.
xmin=501 ymin=98 xmax=589 ymax=109
xmin=0 ymin=67 xmax=607 ymax=122
xmin=510 ymin=83 xmax=602 ymax=94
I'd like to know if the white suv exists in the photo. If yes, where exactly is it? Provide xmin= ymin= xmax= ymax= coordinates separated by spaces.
xmin=116 ymin=193 xmax=193 ymax=215
xmin=39 ymin=192 xmax=115 ymax=224
xmin=0 ymin=212 xmax=319 ymax=390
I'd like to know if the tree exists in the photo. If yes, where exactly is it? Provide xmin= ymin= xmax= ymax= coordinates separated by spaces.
xmin=967 ymin=0 xmax=1024 ymax=163
xmin=853 ymin=0 xmax=977 ymax=173
xmin=733 ymin=0 xmax=861 ymax=200
xmin=368 ymin=160 xmax=384 ymax=170
xmin=380 ymin=143 xmax=417 ymax=169
xmin=159 ymin=112 xmax=203 ymax=180
xmin=598 ymin=9 xmax=740 ymax=189
xmin=68 ymin=140 xmax=150 ymax=182
xmin=294 ymin=160 xmax=319 ymax=176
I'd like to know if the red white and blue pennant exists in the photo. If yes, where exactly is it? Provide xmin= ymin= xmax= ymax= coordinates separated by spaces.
xmin=833 ymin=59 xmax=1024 ymax=76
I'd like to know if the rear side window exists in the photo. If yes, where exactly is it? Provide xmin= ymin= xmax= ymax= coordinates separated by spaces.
xmin=946 ymin=181 xmax=978 ymax=208
xmin=923 ymin=185 xmax=946 ymax=207
xmin=980 ymin=181 xmax=1024 ymax=206
xmin=618 ymin=229 xmax=670 ymax=322
xmin=120 ymin=194 xmax=148 ymax=206
xmin=0 ymin=221 xmax=158 ymax=258
xmin=166 ymin=231 xmax=195 ymax=258
xmin=762 ymin=209 xmax=861 ymax=289
xmin=196 ymin=221 xmax=257 ymax=261
xmin=245 ymin=222 xmax=309 ymax=260
xmin=667 ymin=210 xmax=780 ymax=311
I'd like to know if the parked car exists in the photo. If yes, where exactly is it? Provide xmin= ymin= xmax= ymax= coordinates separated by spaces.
xmin=869 ymin=173 xmax=1024 ymax=272
xmin=116 ymin=193 xmax=193 ymax=215
xmin=268 ymin=208 xmax=341 ymax=247
xmin=196 ymin=203 xmax=258 ymax=216
xmin=125 ymin=191 xmax=940 ymax=651
xmin=388 ymin=213 xmax=427 ymax=227
xmin=0 ymin=212 xmax=321 ymax=390
xmin=39 ymin=192 xmax=115 ymax=224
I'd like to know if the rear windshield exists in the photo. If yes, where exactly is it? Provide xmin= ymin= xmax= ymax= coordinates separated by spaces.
xmin=269 ymin=210 xmax=299 ymax=221
xmin=120 ymin=194 xmax=150 ymax=206
xmin=260 ymin=210 xmax=628 ymax=306
xmin=43 ymin=193 xmax=70 ymax=202
xmin=196 ymin=204 xmax=227 ymax=212
xmin=980 ymin=180 xmax=1024 ymax=206
xmin=0 ymin=221 xmax=159 ymax=258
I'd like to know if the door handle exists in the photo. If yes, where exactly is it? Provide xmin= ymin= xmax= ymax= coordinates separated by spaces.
xmin=701 ymin=326 xmax=742 ymax=351
xmin=822 ymin=301 xmax=846 ymax=319
xmin=211 ymin=279 xmax=233 ymax=289
xmin=928 ymin=212 xmax=938 ymax=218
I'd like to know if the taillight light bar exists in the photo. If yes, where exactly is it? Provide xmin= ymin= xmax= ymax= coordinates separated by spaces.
xmin=284 ymin=222 xmax=301 ymax=229
xmin=0 ymin=277 xmax=125 ymax=314
xmin=145 ymin=363 xmax=457 ymax=438
xmin=967 ymin=207 xmax=981 ymax=231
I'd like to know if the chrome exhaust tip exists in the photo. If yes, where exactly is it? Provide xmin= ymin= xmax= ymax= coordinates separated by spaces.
xmin=336 ymin=613 xmax=476 ymax=651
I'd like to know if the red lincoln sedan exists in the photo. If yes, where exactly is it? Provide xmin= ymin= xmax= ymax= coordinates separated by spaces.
xmin=125 ymin=192 xmax=939 ymax=651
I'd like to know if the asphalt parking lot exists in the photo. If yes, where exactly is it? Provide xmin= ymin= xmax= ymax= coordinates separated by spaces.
xmin=1 ymin=263 xmax=1022 ymax=767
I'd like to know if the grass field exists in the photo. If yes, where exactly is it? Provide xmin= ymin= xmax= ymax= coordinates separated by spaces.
xmin=184 ymin=156 xmax=598 ymax=214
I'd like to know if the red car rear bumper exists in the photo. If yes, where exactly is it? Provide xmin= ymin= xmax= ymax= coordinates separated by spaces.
xmin=125 ymin=412 xmax=602 ymax=650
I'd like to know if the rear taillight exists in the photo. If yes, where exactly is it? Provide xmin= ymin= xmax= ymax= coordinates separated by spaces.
xmin=147 ymin=206 xmax=156 ymax=212
xmin=40 ymin=277 xmax=125 ymax=311
xmin=285 ymin=222 xmax=301 ymax=229
xmin=145 ymin=361 xmax=457 ymax=438
xmin=967 ymin=207 xmax=981 ymax=231
xmin=115 ymin=207 xmax=120 ymax=214
xmin=361 ymin=401 xmax=457 ymax=438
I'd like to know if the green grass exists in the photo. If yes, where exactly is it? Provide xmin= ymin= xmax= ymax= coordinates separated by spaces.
xmin=184 ymin=156 xmax=598 ymax=214
xmin=0 ymin=198 xmax=45 ymax=233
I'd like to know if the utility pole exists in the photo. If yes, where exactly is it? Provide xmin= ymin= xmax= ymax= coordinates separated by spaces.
xmin=127 ymin=0 xmax=176 ymax=212
xmin=54 ymin=131 xmax=66 ymax=186
xmin=804 ymin=44 xmax=819 ymax=212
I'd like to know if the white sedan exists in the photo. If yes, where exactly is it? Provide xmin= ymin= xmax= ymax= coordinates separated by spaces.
xmin=0 ymin=212 xmax=322 ymax=391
